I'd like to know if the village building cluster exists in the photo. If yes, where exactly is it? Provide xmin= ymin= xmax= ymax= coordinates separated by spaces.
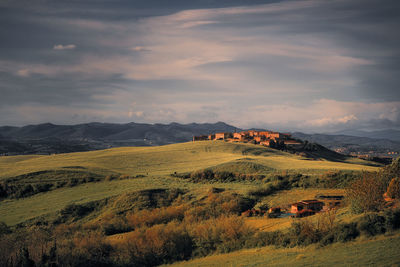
xmin=193 ymin=130 xmax=302 ymax=147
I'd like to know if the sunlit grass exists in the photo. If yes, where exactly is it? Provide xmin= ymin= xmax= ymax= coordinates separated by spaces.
xmin=166 ymin=232 xmax=400 ymax=267
xmin=0 ymin=141 xmax=379 ymax=225
xmin=0 ymin=176 xmax=260 ymax=226
xmin=0 ymin=141 xmax=377 ymax=179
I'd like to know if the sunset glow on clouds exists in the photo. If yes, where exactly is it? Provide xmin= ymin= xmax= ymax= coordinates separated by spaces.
xmin=0 ymin=0 xmax=399 ymax=132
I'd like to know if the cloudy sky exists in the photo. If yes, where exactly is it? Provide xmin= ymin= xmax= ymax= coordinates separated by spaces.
xmin=1 ymin=0 xmax=399 ymax=133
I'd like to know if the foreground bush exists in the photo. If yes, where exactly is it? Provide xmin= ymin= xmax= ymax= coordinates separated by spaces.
xmin=347 ymin=172 xmax=386 ymax=213
xmin=357 ymin=213 xmax=386 ymax=236
xmin=190 ymin=216 xmax=254 ymax=256
xmin=386 ymin=177 xmax=400 ymax=199
xmin=116 ymin=221 xmax=193 ymax=266
xmin=385 ymin=209 xmax=400 ymax=231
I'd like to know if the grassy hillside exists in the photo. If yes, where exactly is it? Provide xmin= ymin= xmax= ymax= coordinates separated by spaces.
xmin=0 ymin=141 xmax=377 ymax=179
xmin=1 ymin=141 xmax=398 ymax=267
xmin=167 ymin=232 xmax=400 ymax=267
xmin=0 ymin=141 xmax=379 ymax=226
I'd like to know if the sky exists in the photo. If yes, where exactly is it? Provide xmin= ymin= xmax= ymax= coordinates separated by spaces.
xmin=1 ymin=0 xmax=399 ymax=133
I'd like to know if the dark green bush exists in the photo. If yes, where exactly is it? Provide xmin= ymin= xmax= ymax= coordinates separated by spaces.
xmin=333 ymin=222 xmax=359 ymax=242
xmin=247 ymin=184 xmax=275 ymax=198
xmin=0 ymin=221 xmax=11 ymax=237
xmin=214 ymin=171 xmax=235 ymax=181
xmin=357 ymin=213 xmax=386 ymax=236
xmin=384 ymin=209 xmax=400 ymax=231
xmin=33 ymin=183 xmax=53 ymax=193
xmin=60 ymin=203 xmax=95 ymax=221
xmin=289 ymin=221 xmax=322 ymax=246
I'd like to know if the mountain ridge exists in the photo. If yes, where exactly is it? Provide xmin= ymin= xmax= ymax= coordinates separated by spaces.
xmin=1 ymin=122 xmax=399 ymax=157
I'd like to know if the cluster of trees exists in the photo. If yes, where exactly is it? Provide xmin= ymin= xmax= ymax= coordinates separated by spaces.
xmin=347 ymin=158 xmax=400 ymax=213
xmin=0 ymin=170 xmax=105 ymax=200
xmin=0 ymin=171 xmax=145 ymax=200
xmin=0 ymin=190 xmax=255 ymax=266
xmin=174 ymin=168 xmax=359 ymax=191
xmin=172 ymin=169 xmax=267 ymax=182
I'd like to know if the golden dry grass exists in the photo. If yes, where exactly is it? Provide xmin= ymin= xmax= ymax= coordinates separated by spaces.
xmin=0 ymin=141 xmax=378 ymax=226
xmin=0 ymin=141 xmax=378 ymax=179
xmin=166 ymin=232 xmax=400 ymax=267
xmin=245 ymin=216 xmax=293 ymax=232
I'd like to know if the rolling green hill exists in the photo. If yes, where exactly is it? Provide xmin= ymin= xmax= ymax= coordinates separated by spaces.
xmin=167 ymin=232 xmax=400 ymax=267
xmin=0 ymin=141 xmax=379 ymax=226
xmin=0 ymin=140 xmax=378 ymax=179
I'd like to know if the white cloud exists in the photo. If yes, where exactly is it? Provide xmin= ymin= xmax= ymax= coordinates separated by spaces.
xmin=180 ymin=20 xmax=218 ymax=29
xmin=132 ymin=46 xmax=150 ymax=52
xmin=308 ymin=114 xmax=358 ymax=127
xmin=16 ymin=69 xmax=30 ymax=77
xmin=53 ymin=44 xmax=76 ymax=50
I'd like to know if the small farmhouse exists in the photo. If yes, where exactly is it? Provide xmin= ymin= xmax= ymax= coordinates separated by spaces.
xmin=290 ymin=199 xmax=324 ymax=214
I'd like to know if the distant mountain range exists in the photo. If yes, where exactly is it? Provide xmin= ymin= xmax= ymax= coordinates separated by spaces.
xmin=0 ymin=122 xmax=238 ymax=154
xmin=292 ymin=132 xmax=400 ymax=153
xmin=0 ymin=122 xmax=399 ymax=156
xmin=328 ymin=129 xmax=400 ymax=142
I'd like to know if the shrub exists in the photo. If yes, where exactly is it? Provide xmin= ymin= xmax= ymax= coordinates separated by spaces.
xmin=105 ymin=175 xmax=116 ymax=181
xmin=247 ymin=184 xmax=275 ymax=198
xmin=357 ymin=213 xmax=386 ymax=236
xmin=15 ymin=247 xmax=35 ymax=267
xmin=126 ymin=204 xmax=187 ymax=229
xmin=214 ymin=171 xmax=235 ymax=181
xmin=190 ymin=216 xmax=253 ymax=256
xmin=67 ymin=178 xmax=80 ymax=187
xmin=384 ymin=209 xmax=400 ymax=231
xmin=0 ymin=221 xmax=11 ymax=237
xmin=386 ymin=177 xmax=400 ymax=199
xmin=62 ymin=232 xmax=113 ymax=267
xmin=347 ymin=172 xmax=385 ymax=213
xmin=289 ymin=220 xmax=322 ymax=246
xmin=245 ymin=231 xmax=282 ymax=248
xmin=60 ymin=203 xmax=94 ymax=221
xmin=119 ymin=221 xmax=193 ymax=266
xmin=33 ymin=183 xmax=53 ymax=193
xmin=381 ymin=157 xmax=400 ymax=186
xmin=247 ymin=179 xmax=289 ymax=198
xmin=16 ymin=184 xmax=34 ymax=198
xmin=332 ymin=222 xmax=359 ymax=242
xmin=101 ymin=217 xmax=131 ymax=235
xmin=183 ymin=192 xmax=253 ymax=223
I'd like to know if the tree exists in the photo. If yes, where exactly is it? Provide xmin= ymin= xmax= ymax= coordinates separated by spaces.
xmin=0 ymin=221 xmax=10 ymax=237
xmin=16 ymin=247 xmax=35 ymax=267
xmin=347 ymin=172 xmax=385 ymax=213
xmin=387 ymin=177 xmax=400 ymax=199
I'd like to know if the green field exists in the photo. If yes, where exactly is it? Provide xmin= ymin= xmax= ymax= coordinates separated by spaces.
xmin=0 ymin=141 xmax=379 ymax=226
xmin=0 ymin=141 xmax=378 ymax=179
xmin=167 ymin=232 xmax=400 ymax=267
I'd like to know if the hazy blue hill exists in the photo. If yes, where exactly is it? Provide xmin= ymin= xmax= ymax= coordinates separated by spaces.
xmin=330 ymin=129 xmax=400 ymax=142
xmin=292 ymin=132 xmax=400 ymax=152
xmin=0 ymin=122 xmax=237 ymax=141
xmin=0 ymin=122 xmax=239 ymax=154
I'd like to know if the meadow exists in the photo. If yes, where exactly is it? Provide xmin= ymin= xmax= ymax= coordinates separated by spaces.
xmin=1 ymin=141 xmax=397 ymax=267
xmin=167 ymin=232 xmax=400 ymax=267
xmin=0 ymin=141 xmax=378 ymax=225
xmin=0 ymin=141 xmax=377 ymax=179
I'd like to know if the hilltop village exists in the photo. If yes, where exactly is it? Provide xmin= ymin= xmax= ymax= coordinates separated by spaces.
xmin=193 ymin=130 xmax=302 ymax=147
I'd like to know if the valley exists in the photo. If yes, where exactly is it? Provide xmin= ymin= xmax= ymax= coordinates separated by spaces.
xmin=0 ymin=140 xmax=398 ymax=266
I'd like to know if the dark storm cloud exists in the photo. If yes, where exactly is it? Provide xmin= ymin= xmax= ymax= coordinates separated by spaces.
xmin=0 ymin=0 xmax=399 ymax=131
